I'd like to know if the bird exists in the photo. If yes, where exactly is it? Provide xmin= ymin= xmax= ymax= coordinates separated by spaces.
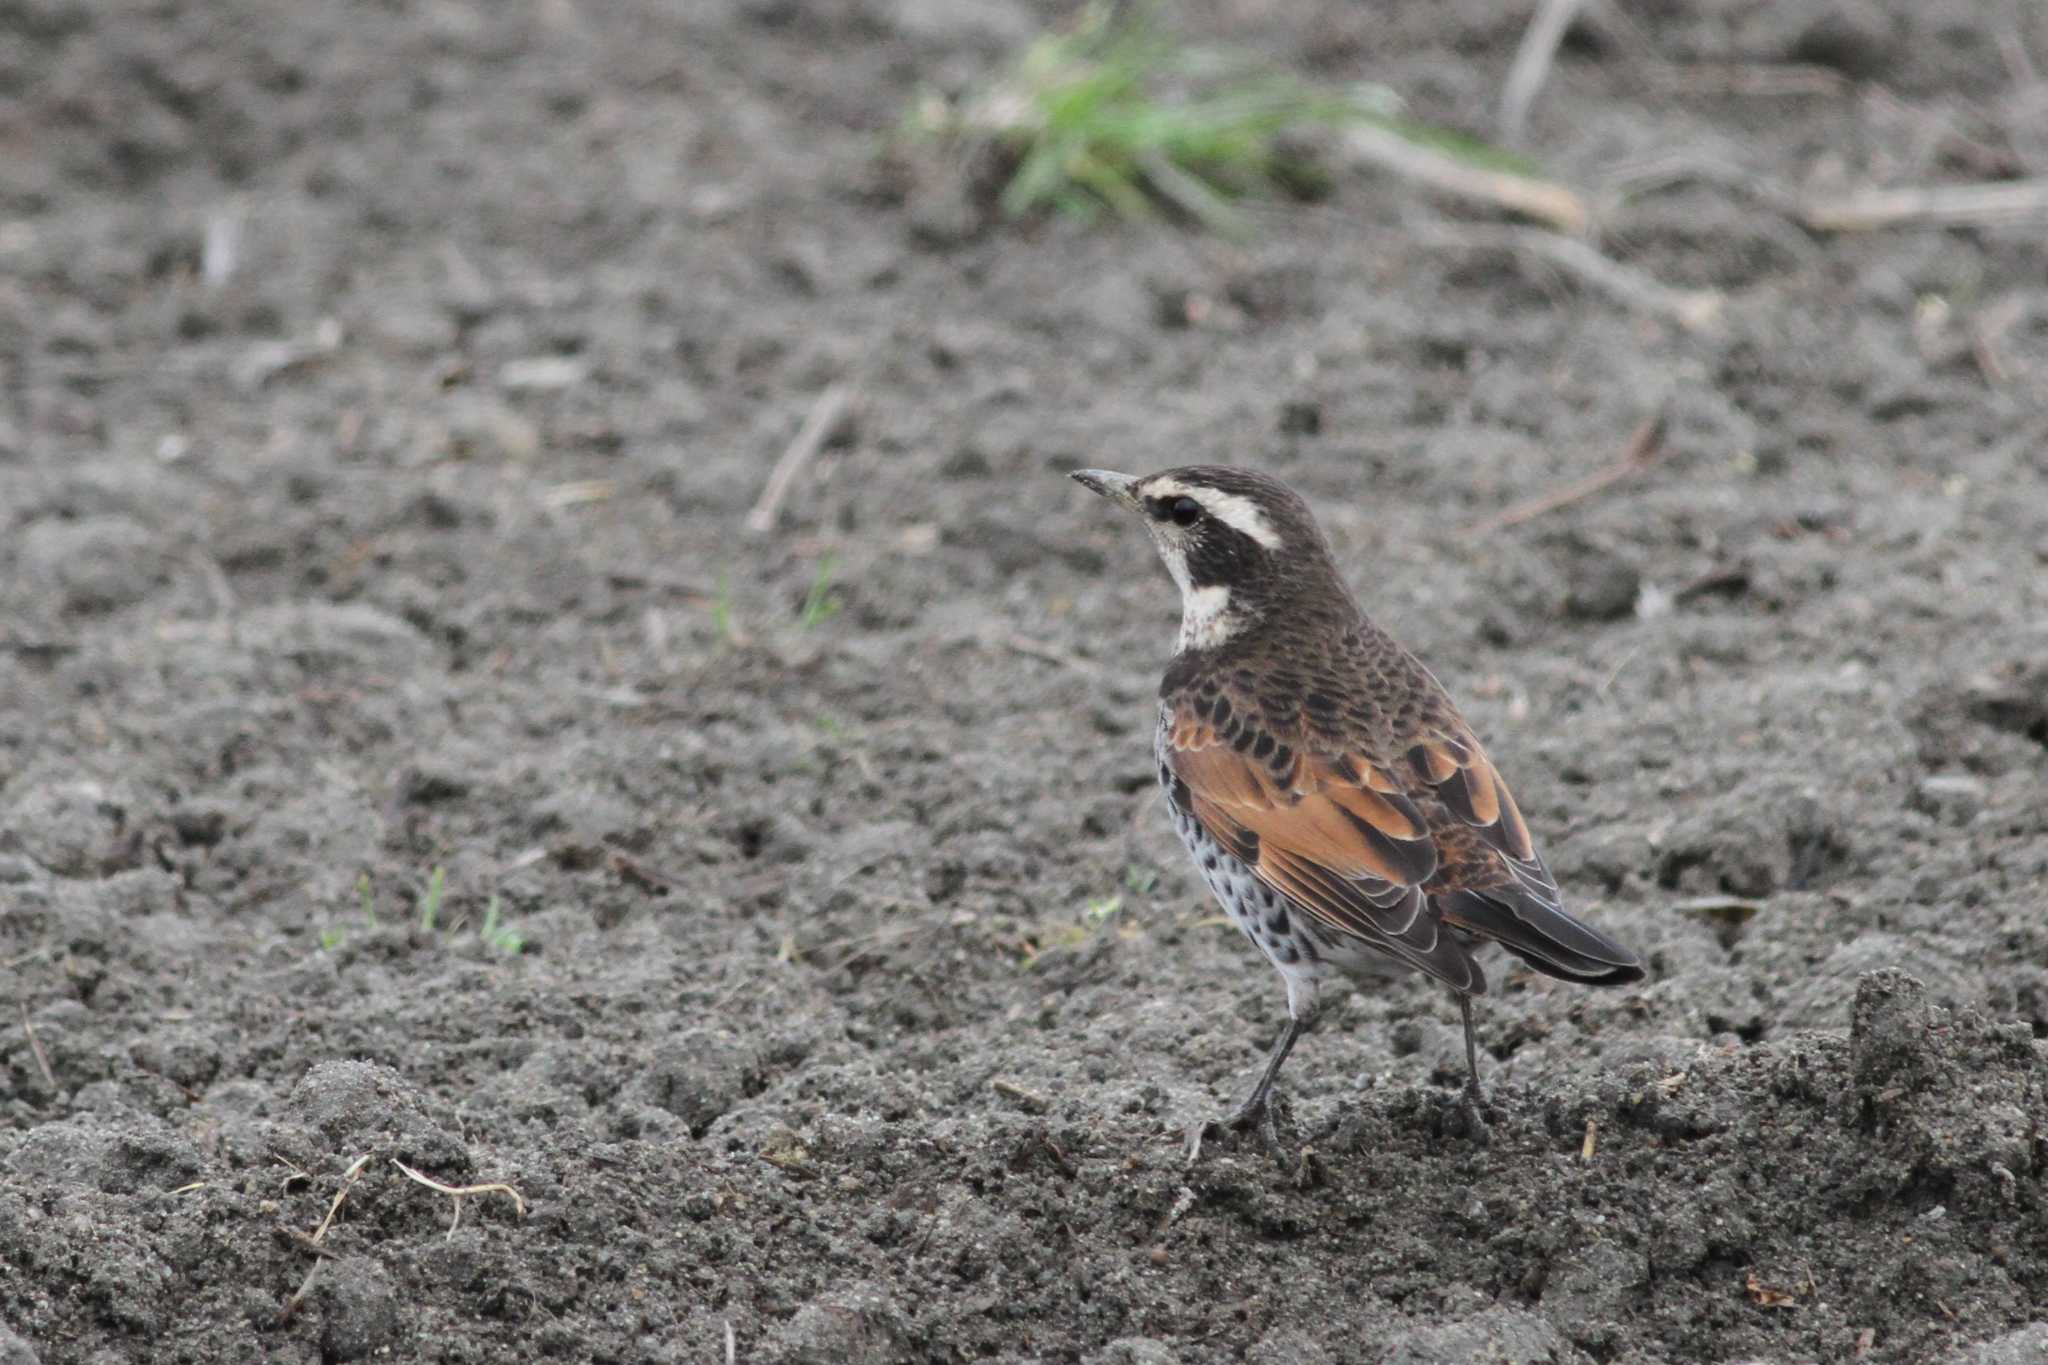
xmin=1070 ymin=465 xmax=1644 ymax=1156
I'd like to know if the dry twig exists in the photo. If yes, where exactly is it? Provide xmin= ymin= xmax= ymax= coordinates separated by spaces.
xmin=1345 ymin=125 xmax=1589 ymax=234
xmin=1417 ymin=225 xmax=1723 ymax=332
xmin=1463 ymin=409 xmax=1668 ymax=538
xmin=391 ymin=1158 xmax=528 ymax=1238
xmin=993 ymin=632 xmax=1106 ymax=676
xmin=1641 ymin=62 xmax=1848 ymax=98
xmin=19 ymin=1003 xmax=55 ymax=1089
xmin=276 ymin=1227 xmax=341 ymax=1258
xmin=605 ymin=844 xmax=686 ymax=896
xmin=1800 ymin=179 xmax=2048 ymax=232
xmin=278 ymin=1153 xmax=373 ymax=1324
xmin=311 ymin=1154 xmax=374 ymax=1244
xmin=543 ymin=479 xmax=618 ymax=509
xmin=1500 ymin=0 xmax=1588 ymax=146
xmin=1674 ymin=564 xmax=1753 ymax=604
xmin=1972 ymin=296 xmax=2028 ymax=385
xmin=746 ymin=383 xmax=855 ymax=533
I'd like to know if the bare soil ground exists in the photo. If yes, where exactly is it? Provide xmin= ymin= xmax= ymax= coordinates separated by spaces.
xmin=3 ymin=1 xmax=2047 ymax=1361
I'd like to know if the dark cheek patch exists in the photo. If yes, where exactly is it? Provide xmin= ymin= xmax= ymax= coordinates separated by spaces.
xmin=1183 ymin=525 xmax=1263 ymax=587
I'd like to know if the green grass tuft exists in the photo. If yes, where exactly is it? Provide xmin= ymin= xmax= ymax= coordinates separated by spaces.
xmin=327 ymin=867 xmax=523 ymax=957
xmin=905 ymin=2 xmax=1399 ymax=237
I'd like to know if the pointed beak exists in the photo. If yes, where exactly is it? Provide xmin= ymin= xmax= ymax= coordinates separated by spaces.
xmin=1070 ymin=468 xmax=1140 ymax=508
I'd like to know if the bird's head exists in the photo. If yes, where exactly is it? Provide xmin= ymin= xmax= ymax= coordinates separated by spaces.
xmin=1070 ymin=465 xmax=1344 ymax=652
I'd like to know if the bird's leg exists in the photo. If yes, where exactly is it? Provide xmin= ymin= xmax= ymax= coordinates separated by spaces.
xmin=1185 ymin=1005 xmax=1312 ymax=1162
xmin=1456 ymin=992 xmax=1491 ymax=1145
xmin=1223 ymin=1015 xmax=1304 ymax=1129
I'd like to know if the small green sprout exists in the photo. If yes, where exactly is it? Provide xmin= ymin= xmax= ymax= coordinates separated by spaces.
xmin=418 ymin=865 xmax=446 ymax=932
xmin=479 ymin=895 xmax=525 ymax=956
xmin=798 ymin=556 xmax=842 ymax=629
xmin=711 ymin=571 xmax=742 ymax=645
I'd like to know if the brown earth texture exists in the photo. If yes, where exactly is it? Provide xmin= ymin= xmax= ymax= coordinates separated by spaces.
xmin=4 ymin=0 xmax=2048 ymax=1361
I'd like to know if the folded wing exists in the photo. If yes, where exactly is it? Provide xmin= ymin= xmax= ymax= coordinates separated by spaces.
xmin=1164 ymin=695 xmax=1644 ymax=992
xmin=1404 ymin=729 xmax=1644 ymax=985
xmin=1162 ymin=697 xmax=1485 ymax=995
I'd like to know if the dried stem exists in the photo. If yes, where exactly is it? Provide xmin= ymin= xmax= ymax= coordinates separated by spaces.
xmin=19 ymin=1003 xmax=55 ymax=1090
xmin=1463 ymin=409 xmax=1669 ymax=538
xmin=1500 ymin=0 xmax=1588 ymax=146
xmin=1801 ymin=179 xmax=2048 ymax=232
xmin=747 ymin=384 xmax=855 ymax=533
xmin=1345 ymin=125 xmax=1589 ymax=234
xmin=1416 ymin=224 xmax=1723 ymax=332
xmin=279 ymin=1153 xmax=373 ymax=1324
xmin=391 ymin=1158 xmax=529 ymax=1238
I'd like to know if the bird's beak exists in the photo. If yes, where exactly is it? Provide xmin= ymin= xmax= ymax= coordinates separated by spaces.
xmin=1070 ymin=468 xmax=1140 ymax=508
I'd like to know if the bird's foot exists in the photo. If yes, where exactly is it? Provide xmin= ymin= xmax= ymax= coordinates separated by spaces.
xmin=1455 ymin=1081 xmax=1492 ymax=1148
xmin=1184 ymin=1090 xmax=1287 ymax=1164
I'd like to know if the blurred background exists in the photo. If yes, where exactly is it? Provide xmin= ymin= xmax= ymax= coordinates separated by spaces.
xmin=2 ymin=2 xmax=2046 ymax=1362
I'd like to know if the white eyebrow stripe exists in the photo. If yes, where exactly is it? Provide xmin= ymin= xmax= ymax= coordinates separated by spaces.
xmin=1143 ymin=478 xmax=1283 ymax=551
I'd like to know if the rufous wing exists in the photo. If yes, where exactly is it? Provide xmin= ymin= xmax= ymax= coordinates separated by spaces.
xmin=1162 ymin=696 xmax=1484 ymax=995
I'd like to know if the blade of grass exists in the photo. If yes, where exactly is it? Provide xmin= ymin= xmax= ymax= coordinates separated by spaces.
xmin=419 ymin=865 xmax=446 ymax=932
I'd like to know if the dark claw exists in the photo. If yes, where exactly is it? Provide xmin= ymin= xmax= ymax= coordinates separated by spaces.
xmin=1186 ymin=1013 xmax=1311 ymax=1164
xmin=1184 ymin=1090 xmax=1291 ymax=1164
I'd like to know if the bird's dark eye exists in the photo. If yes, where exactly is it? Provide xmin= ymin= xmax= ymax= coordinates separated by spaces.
xmin=1169 ymin=497 xmax=1204 ymax=527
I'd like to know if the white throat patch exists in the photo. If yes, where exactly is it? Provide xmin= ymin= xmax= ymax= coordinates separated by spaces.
xmin=1144 ymin=478 xmax=1283 ymax=551
xmin=1177 ymin=584 xmax=1237 ymax=651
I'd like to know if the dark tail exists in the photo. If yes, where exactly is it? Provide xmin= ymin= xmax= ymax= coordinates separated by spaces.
xmin=1435 ymin=887 xmax=1645 ymax=986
